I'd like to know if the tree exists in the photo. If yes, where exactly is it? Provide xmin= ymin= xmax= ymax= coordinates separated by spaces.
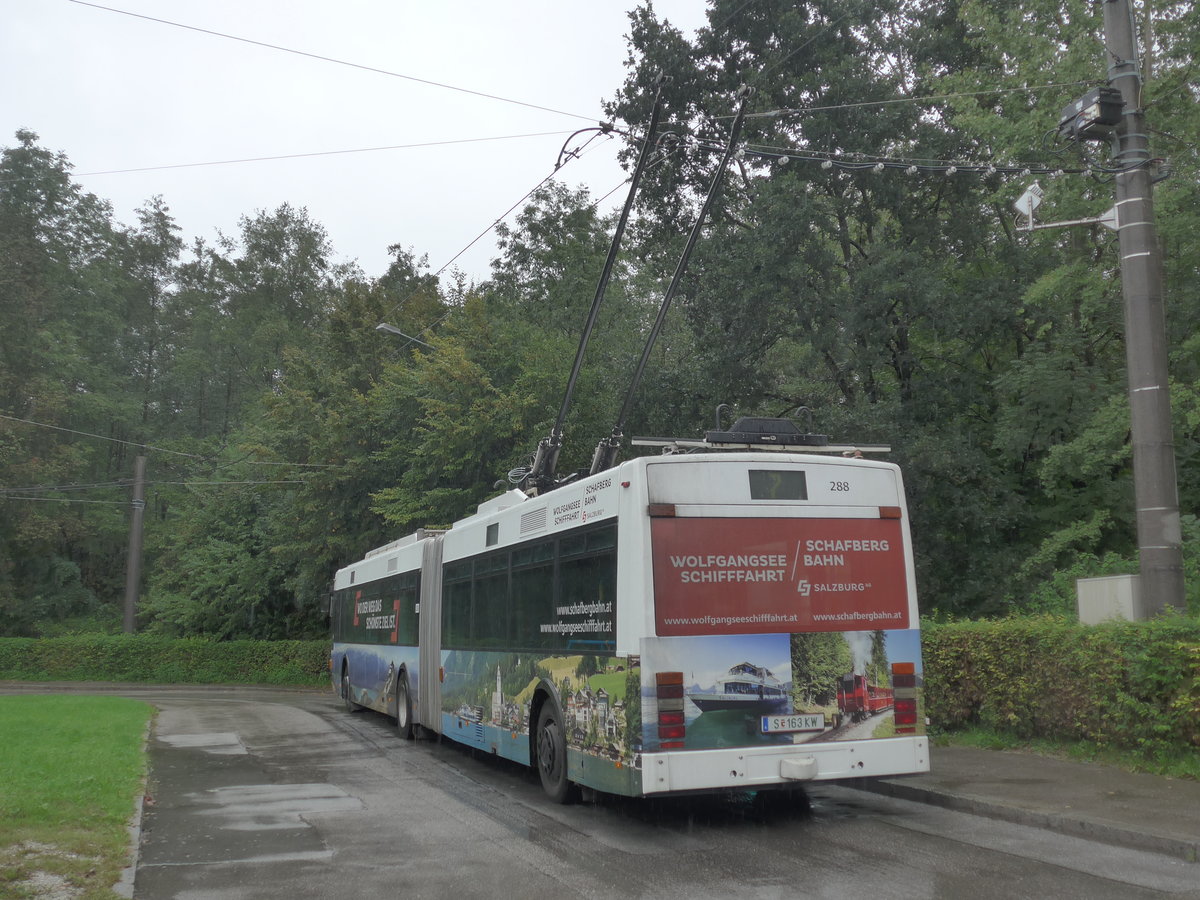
xmin=868 ymin=630 xmax=889 ymax=687
xmin=605 ymin=0 xmax=1200 ymax=615
xmin=790 ymin=632 xmax=852 ymax=709
xmin=370 ymin=184 xmax=644 ymax=530
xmin=0 ymin=131 xmax=135 ymax=633
xmin=623 ymin=666 xmax=642 ymax=751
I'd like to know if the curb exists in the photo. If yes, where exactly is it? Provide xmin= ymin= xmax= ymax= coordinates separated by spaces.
xmin=115 ymin=715 xmax=155 ymax=898
xmin=846 ymin=777 xmax=1200 ymax=864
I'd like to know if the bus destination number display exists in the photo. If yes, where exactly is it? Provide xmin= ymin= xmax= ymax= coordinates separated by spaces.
xmin=761 ymin=713 xmax=825 ymax=734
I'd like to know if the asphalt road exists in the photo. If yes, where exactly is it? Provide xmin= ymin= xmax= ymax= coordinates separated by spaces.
xmin=8 ymin=684 xmax=1199 ymax=899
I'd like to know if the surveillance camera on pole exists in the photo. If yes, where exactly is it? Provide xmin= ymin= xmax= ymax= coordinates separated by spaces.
xmin=1056 ymin=86 xmax=1124 ymax=142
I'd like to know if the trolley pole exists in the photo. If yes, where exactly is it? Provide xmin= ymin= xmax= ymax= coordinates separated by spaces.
xmin=1103 ymin=0 xmax=1185 ymax=615
xmin=122 ymin=454 xmax=147 ymax=633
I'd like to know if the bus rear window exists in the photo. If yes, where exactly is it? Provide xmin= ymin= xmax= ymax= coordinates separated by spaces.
xmin=748 ymin=469 xmax=807 ymax=500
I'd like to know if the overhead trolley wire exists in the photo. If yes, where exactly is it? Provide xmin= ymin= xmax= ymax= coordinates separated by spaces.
xmin=59 ymin=131 xmax=580 ymax=181
xmin=374 ymin=127 xmax=622 ymax=345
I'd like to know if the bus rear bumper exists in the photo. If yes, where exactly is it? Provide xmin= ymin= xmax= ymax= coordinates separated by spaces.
xmin=640 ymin=736 xmax=929 ymax=794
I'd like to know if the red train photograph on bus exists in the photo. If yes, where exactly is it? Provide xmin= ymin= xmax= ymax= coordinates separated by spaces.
xmin=837 ymin=673 xmax=895 ymax=723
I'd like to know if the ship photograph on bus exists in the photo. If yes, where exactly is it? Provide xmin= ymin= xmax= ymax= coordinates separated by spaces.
xmin=330 ymin=82 xmax=928 ymax=804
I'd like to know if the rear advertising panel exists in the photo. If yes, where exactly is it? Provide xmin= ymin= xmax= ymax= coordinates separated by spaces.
xmin=639 ymin=628 xmax=924 ymax=754
xmin=651 ymin=517 xmax=909 ymax=635
xmin=644 ymin=513 xmax=924 ymax=759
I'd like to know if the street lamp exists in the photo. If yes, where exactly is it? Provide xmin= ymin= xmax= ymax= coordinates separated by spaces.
xmin=375 ymin=322 xmax=433 ymax=349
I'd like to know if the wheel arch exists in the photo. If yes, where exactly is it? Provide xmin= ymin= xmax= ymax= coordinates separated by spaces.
xmin=393 ymin=663 xmax=414 ymax=716
xmin=527 ymin=677 xmax=563 ymax=766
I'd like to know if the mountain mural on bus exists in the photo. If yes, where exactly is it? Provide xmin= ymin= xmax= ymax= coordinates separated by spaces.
xmin=640 ymin=628 xmax=923 ymax=752
xmin=338 ymin=644 xmax=419 ymax=713
xmin=440 ymin=650 xmax=642 ymax=774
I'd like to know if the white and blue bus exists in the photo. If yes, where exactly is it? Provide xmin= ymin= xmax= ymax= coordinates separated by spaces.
xmin=331 ymin=443 xmax=927 ymax=802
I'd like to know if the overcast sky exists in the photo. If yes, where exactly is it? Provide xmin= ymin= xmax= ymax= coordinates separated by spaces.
xmin=3 ymin=0 xmax=708 ymax=282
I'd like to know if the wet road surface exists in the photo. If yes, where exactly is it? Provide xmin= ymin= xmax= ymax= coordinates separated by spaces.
xmin=10 ymin=685 xmax=1198 ymax=899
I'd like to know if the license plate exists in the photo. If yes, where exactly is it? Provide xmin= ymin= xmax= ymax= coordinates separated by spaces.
xmin=761 ymin=713 xmax=825 ymax=734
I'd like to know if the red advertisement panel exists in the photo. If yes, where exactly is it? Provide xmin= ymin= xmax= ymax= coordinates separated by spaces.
xmin=652 ymin=517 xmax=909 ymax=635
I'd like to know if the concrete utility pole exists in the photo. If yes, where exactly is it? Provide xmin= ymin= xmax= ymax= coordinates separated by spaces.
xmin=1102 ymin=0 xmax=1185 ymax=615
xmin=123 ymin=454 xmax=147 ymax=633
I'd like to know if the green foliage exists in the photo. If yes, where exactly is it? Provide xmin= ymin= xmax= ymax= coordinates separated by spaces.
xmin=923 ymin=617 xmax=1200 ymax=757
xmin=600 ymin=0 xmax=1200 ymax=617
xmin=623 ymin=666 xmax=642 ymax=751
xmin=790 ymin=631 xmax=852 ymax=709
xmin=5 ymin=0 xmax=1200 ymax=637
xmin=0 ymin=636 xmax=330 ymax=684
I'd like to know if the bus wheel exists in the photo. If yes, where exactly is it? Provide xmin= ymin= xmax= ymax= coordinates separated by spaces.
xmin=535 ymin=703 xmax=578 ymax=804
xmin=395 ymin=673 xmax=413 ymax=740
xmin=341 ymin=670 xmax=359 ymax=713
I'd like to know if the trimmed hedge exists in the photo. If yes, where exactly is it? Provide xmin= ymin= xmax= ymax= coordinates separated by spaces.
xmin=5 ymin=622 xmax=1199 ymax=756
xmin=0 ymin=635 xmax=331 ymax=685
xmin=923 ymin=617 xmax=1200 ymax=755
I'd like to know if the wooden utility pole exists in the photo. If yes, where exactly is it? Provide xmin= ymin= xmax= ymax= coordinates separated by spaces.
xmin=123 ymin=454 xmax=146 ymax=633
xmin=1103 ymin=0 xmax=1185 ymax=615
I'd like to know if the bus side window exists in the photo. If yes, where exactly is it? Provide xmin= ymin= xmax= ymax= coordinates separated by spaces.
xmin=474 ymin=551 xmax=509 ymax=647
xmin=512 ymin=558 xmax=554 ymax=649
xmin=443 ymin=561 xmax=473 ymax=648
xmin=558 ymin=551 xmax=616 ymax=652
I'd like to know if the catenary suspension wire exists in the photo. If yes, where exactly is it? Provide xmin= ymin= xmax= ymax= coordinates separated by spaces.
xmin=2 ymin=480 xmax=128 ymax=493
xmin=759 ymin=6 xmax=859 ymax=79
xmin=67 ymin=0 xmax=598 ymax=123
xmin=0 ymin=480 xmax=307 ymax=502
xmin=1 ymin=496 xmax=129 ymax=505
xmin=0 ymin=412 xmax=345 ymax=468
xmin=0 ymin=413 xmax=205 ymax=459
xmin=738 ymin=81 xmax=1098 ymax=119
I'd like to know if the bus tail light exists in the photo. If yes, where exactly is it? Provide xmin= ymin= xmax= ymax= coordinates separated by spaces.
xmin=894 ymin=698 xmax=918 ymax=725
xmin=892 ymin=662 xmax=918 ymax=734
xmin=656 ymin=672 xmax=686 ymax=749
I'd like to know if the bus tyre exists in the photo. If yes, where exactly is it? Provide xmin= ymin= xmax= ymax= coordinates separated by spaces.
xmin=341 ymin=670 xmax=359 ymax=713
xmin=395 ymin=673 xmax=413 ymax=740
xmin=535 ymin=703 xmax=578 ymax=804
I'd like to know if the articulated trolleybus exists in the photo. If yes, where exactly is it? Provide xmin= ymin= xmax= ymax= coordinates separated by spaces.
xmin=330 ymin=418 xmax=928 ymax=803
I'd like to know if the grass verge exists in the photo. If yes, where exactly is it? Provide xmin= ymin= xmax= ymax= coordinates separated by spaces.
xmin=0 ymin=695 xmax=152 ymax=899
xmin=933 ymin=725 xmax=1200 ymax=781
